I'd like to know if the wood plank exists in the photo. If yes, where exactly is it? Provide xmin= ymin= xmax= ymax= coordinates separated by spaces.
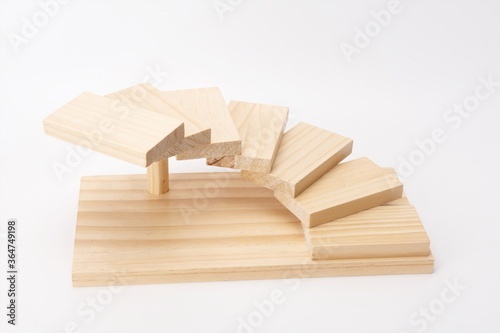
xmin=43 ymin=92 xmax=184 ymax=167
xmin=72 ymin=172 xmax=432 ymax=287
xmin=275 ymin=158 xmax=404 ymax=228
xmin=159 ymin=87 xmax=242 ymax=160
xmin=241 ymin=122 xmax=353 ymax=197
xmin=105 ymin=83 xmax=211 ymax=157
xmin=207 ymin=100 xmax=288 ymax=173
xmin=303 ymin=197 xmax=430 ymax=259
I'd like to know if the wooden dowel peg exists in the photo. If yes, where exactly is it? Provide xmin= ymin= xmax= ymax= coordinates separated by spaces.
xmin=147 ymin=159 xmax=169 ymax=195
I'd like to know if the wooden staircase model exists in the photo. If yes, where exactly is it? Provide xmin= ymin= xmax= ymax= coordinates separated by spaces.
xmin=43 ymin=84 xmax=433 ymax=287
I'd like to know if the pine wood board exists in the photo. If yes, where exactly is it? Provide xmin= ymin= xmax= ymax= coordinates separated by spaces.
xmin=303 ymin=197 xmax=430 ymax=260
xmin=73 ymin=172 xmax=433 ymax=287
xmin=105 ymin=83 xmax=211 ymax=158
xmin=275 ymin=158 xmax=404 ymax=228
xmin=207 ymin=100 xmax=289 ymax=173
xmin=158 ymin=87 xmax=242 ymax=160
xmin=241 ymin=122 xmax=353 ymax=198
xmin=43 ymin=92 xmax=184 ymax=167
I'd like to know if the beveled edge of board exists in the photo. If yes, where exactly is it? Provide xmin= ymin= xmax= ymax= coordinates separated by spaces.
xmin=73 ymin=253 xmax=434 ymax=287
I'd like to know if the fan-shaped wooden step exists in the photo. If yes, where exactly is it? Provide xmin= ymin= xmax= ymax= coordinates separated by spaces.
xmin=161 ymin=87 xmax=242 ymax=160
xmin=275 ymin=158 xmax=403 ymax=228
xmin=241 ymin=122 xmax=353 ymax=197
xmin=207 ymin=100 xmax=289 ymax=173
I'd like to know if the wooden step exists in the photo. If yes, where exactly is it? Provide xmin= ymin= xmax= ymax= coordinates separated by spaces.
xmin=43 ymin=92 xmax=184 ymax=167
xmin=72 ymin=172 xmax=433 ymax=287
xmin=105 ymin=83 xmax=211 ymax=157
xmin=207 ymin=100 xmax=288 ymax=172
xmin=303 ymin=197 xmax=430 ymax=259
xmin=241 ymin=122 xmax=353 ymax=197
xmin=159 ymin=87 xmax=242 ymax=160
xmin=275 ymin=158 xmax=404 ymax=228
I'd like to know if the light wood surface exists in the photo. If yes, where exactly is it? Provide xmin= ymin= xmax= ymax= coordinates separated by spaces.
xmin=105 ymin=83 xmax=211 ymax=157
xmin=147 ymin=159 xmax=169 ymax=195
xmin=43 ymin=92 xmax=185 ymax=167
xmin=304 ymin=197 xmax=430 ymax=259
xmin=73 ymin=172 xmax=432 ymax=287
xmin=207 ymin=100 xmax=288 ymax=173
xmin=160 ymin=87 xmax=242 ymax=160
xmin=275 ymin=158 xmax=404 ymax=228
xmin=241 ymin=122 xmax=353 ymax=197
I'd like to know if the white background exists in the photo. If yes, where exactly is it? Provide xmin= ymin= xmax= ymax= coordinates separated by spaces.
xmin=1 ymin=1 xmax=499 ymax=332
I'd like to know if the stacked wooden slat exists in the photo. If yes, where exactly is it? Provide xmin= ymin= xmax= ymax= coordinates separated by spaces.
xmin=43 ymin=85 xmax=433 ymax=287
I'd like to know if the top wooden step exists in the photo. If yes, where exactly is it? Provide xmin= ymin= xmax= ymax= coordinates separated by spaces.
xmin=43 ymin=92 xmax=184 ymax=167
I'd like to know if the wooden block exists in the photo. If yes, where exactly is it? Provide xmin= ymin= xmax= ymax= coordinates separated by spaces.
xmin=72 ymin=172 xmax=433 ymax=287
xmin=241 ymin=122 xmax=353 ymax=197
xmin=43 ymin=92 xmax=184 ymax=167
xmin=105 ymin=83 xmax=211 ymax=158
xmin=303 ymin=197 xmax=430 ymax=259
xmin=153 ymin=87 xmax=242 ymax=160
xmin=207 ymin=100 xmax=289 ymax=173
xmin=147 ymin=159 xmax=169 ymax=195
xmin=275 ymin=158 xmax=404 ymax=228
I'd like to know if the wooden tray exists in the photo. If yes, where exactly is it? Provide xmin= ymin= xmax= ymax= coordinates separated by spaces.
xmin=72 ymin=172 xmax=433 ymax=287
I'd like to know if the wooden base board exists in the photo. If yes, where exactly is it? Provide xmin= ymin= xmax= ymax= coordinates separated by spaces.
xmin=162 ymin=87 xmax=242 ymax=160
xmin=73 ymin=172 xmax=433 ymax=287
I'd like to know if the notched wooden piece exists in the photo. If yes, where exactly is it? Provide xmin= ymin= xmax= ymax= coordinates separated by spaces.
xmin=43 ymin=92 xmax=184 ymax=167
xmin=207 ymin=100 xmax=288 ymax=173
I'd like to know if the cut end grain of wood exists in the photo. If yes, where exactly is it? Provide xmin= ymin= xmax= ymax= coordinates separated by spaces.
xmin=275 ymin=157 xmax=404 ymax=228
xmin=207 ymin=100 xmax=289 ymax=173
xmin=241 ymin=122 xmax=353 ymax=197
xmin=43 ymin=92 xmax=185 ymax=167
xmin=160 ymin=87 xmax=241 ymax=160
xmin=105 ymin=83 xmax=211 ymax=158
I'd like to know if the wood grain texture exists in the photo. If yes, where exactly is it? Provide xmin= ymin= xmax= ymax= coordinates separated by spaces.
xmin=304 ymin=197 xmax=430 ymax=260
xmin=207 ymin=100 xmax=288 ymax=173
xmin=275 ymin=158 xmax=404 ymax=228
xmin=43 ymin=92 xmax=184 ymax=167
xmin=105 ymin=83 xmax=211 ymax=157
xmin=73 ymin=172 xmax=432 ymax=287
xmin=241 ymin=122 xmax=353 ymax=198
xmin=147 ymin=159 xmax=169 ymax=195
xmin=160 ymin=87 xmax=242 ymax=160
